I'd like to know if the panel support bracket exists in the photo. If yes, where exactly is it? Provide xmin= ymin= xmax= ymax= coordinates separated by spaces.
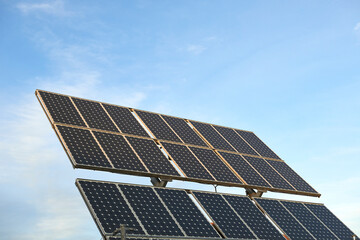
xmin=150 ymin=177 xmax=172 ymax=187
xmin=245 ymin=188 xmax=267 ymax=198
xmin=111 ymin=224 xmax=138 ymax=240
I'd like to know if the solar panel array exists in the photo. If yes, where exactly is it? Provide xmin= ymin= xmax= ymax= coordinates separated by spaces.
xmin=36 ymin=89 xmax=319 ymax=197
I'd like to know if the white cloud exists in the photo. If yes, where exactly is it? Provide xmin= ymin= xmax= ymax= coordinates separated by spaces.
xmin=187 ymin=44 xmax=206 ymax=55
xmin=354 ymin=22 xmax=360 ymax=31
xmin=16 ymin=0 xmax=70 ymax=16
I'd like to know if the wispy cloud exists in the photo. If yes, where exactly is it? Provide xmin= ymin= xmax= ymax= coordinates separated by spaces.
xmin=16 ymin=0 xmax=71 ymax=16
xmin=186 ymin=44 xmax=206 ymax=55
xmin=354 ymin=22 xmax=360 ymax=31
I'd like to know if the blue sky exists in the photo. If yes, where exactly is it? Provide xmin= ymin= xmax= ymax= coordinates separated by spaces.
xmin=1 ymin=0 xmax=360 ymax=239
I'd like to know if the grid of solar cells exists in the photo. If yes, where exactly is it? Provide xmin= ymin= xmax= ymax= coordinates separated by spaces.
xmin=190 ymin=121 xmax=235 ymax=152
xmin=155 ymin=188 xmax=220 ymax=238
xmin=119 ymin=184 xmax=184 ymax=237
xmin=78 ymin=180 xmax=144 ymax=235
xmin=93 ymin=131 xmax=147 ymax=172
xmin=218 ymin=152 xmax=270 ymax=188
xmin=103 ymin=104 xmax=149 ymax=137
xmin=126 ymin=137 xmax=180 ymax=177
xmin=305 ymin=204 xmax=359 ymax=240
xmin=72 ymin=98 xmax=118 ymax=132
xmin=161 ymin=115 xmax=207 ymax=147
xmin=213 ymin=125 xmax=258 ymax=156
xmin=267 ymin=160 xmax=318 ymax=193
xmin=161 ymin=142 xmax=214 ymax=181
xmin=193 ymin=192 xmax=255 ymax=239
xmin=235 ymin=130 xmax=280 ymax=159
xmin=57 ymin=125 xmax=111 ymax=167
xmin=38 ymin=91 xmax=86 ymax=127
xmin=189 ymin=147 xmax=241 ymax=184
xmin=224 ymin=195 xmax=285 ymax=240
xmin=255 ymin=198 xmax=314 ymax=240
xmin=135 ymin=111 xmax=181 ymax=142
xmin=243 ymin=156 xmax=294 ymax=191
xmin=281 ymin=201 xmax=337 ymax=240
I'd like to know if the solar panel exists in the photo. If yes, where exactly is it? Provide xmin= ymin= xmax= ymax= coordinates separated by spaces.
xmin=266 ymin=160 xmax=318 ymax=194
xmin=218 ymin=151 xmax=271 ymax=188
xmin=103 ymin=104 xmax=149 ymax=137
xmin=281 ymin=201 xmax=338 ymax=239
xmin=160 ymin=142 xmax=214 ymax=181
xmin=235 ymin=130 xmax=280 ymax=160
xmin=189 ymin=147 xmax=242 ymax=184
xmin=190 ymin=121 xmax=235 ymax=152
xmin=56 ymin=125 xmax=111 ymax=168
xmin=242 ymin=156 xmax=294 ymax=191
xmin=72 ymin=98 xmax=119 ymax=132
xmin=119 ymin=184 xmax=185 ymax=237
xmin=93 ymin=131 xmax=148 ymax=173
xmin=255 ymin=198 xmax=314 ymax=240
xmin=135 ymin=110 xmax=181 ymax=142
xmin=155 ymin=188 xmax=220 ymax=238
xmin=161 ymin=115 xmax=207 ymax=147
xmin=192 ymin=191 xmax=256 ymax=239
xmin=223 ymin=195 xmax=285 ymax=240
xmin=77 ymin=180 xmax=145 ymax=235
xmin=305 ymin=203 xmax=359 ymax=240
xmin=126 ymin=137 xmax=180 ymax=177
xmin=37 ymin=90 xmax=86 ymax=127
xmin=213 ymin=126 xmax=259 ymax=156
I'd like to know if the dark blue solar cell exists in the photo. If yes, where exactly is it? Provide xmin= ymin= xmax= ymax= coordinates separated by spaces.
xmin=155 ymin=188 xmax=220 ymax=238
xmin=78 ymin=180 xmax=144 ymax=235
xmin=37 ymin=90 xmax=86 ymax=127
xmin=243 ymin=156 xmax=294 ymax=191
xmin=190 ymin=121 xmax=235 ymax=152
xmin=161 ymin=142 xmax=214 ymax=181
xmin=189 ymin=147 xmax=242 ymax=184
xmin=103 ymin=104 xmax=149 ymax=137
xmin=93 ymin=131 xmax=147 ymax=172
xmin=214 ymin=125 xmax=259 ymax=156
xmin=162 ymin=115 xmax=207 ymax=147
xmin=267 ymin=160 xmax=318 ymax=194
xmin=119 ymin=185 xmax=184 ymax=237
xmin=281 ymin=201 xmax=338 ymax=240
xmin=135 ymin=111 xmax=181 ymax=142
xmin=57 ymin=125 xmax=111 ymax=168
xmin=193 ymin=192 xmax=255 ymax=239
xmin=305 ymin=203 xmax=359 ymax=240
xmin=72 ymin=98 xmax=118 ymax=132
xmin=224 ymin=195 xmax=285 ymax=239
xmin=235 ymin=130 xmax=280 ymax=159
xmin=218 ymin=151 xmax=270 ymax=188
xmin=255 ymin=198 xmax=313 ymax=240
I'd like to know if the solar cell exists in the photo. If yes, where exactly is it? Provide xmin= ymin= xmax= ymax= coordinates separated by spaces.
xmin=255 ymin=198 xmax=314 ymax=240
xmin=119 ymin=184 xmax=185 ymax=237
xmin=126 ymin=137 xmax=180 ymax=177
xmin=243 ymin=156 xmax=294 ymax=191
xmin=213 ymin=126 xmax=258 ymax=156
xmin=37 ymin=90 xmax=86 ymax=127
xmin=189 ymin=147 xmax=242 ymax=184
xmin=56 ymin=125 xmax=111 ymax=168
xmin=72 ymin=98 xmax=118 ymax=132
xmin=305 ymin=204 xmax=359 ymax=240
xmin=135 ymin=111 xmax=181 ymax=142
xmin=267 ymin=160 xmax=318 ymax=193
xmin=190 ymin=121 xmax=235 ymax=152
xmin=192 ymin=192 xmax=255 ymax=239
xmin=93 ymin=131 xmax=148 ymax=173
xmin=235 ymin=130 xmax=280 ymax=159
xmin=161 ymin=115 xmax=207 ymax=147
xmin=155 ymin=188 xmax=220 ymax=238
xmin=224 ymin=195 xmax=285 ymax=240
xmin=161 ymin=142 xmax=214 ymax=181
xmin=77 ymin=180 xmax=144 ymax=235
xmin=281 ymin=201 xmax=338 ymax=240
xmin=218 ymin=152 xmax=270 ymax=188
xmin=103 ymin=104 xmax=149 ymax=137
